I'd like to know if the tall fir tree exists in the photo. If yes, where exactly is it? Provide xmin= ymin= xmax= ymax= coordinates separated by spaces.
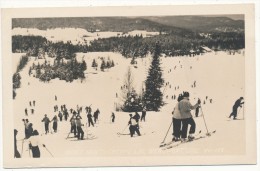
xmin=143 ymin=42 xmax=164 ymax=111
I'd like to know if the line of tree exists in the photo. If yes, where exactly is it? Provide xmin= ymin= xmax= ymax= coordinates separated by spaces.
xmin=12 ymin=31 xmax=244 ymax=60
xmin=13 ymin=54 xmax=29 ymax=99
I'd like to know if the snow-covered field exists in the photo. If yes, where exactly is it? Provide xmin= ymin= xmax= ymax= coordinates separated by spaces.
xmin=12 ymin=28 xmax=160 ymax=45
xmin=13 ymin=50 xmax=245 ymax=158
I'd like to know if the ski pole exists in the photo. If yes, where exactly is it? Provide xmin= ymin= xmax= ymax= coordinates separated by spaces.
xmin=242 ymin=103 xmax=245 ymax=120
xmin=200 ymin=105 xmax=210 ymax=136
xmin=66 ymin=131 xmax=71 ymax=139
xmin=161 ymin=121 xmax=173 ymax=143
xmin=44 ymin=146 xmax=54 ymax=157
xmin=21 ymin=139 xmax=24 ymax=157
xmin=120 ymin=124 xmax=129 ymax=134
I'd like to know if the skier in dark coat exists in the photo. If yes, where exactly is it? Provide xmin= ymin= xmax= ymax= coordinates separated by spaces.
xmin=229 ymin=97 xmax=244 ymax=120
xmin=76 ymin=115 xmax=84 ymax=140
xmin=33 ymin=100 xmax=35 ymax=106
xmin=87 ymin=112 xmax=94 ymax=127
xmin=14 ymin=129 xmax=21 ymax=158
xmin=51 ymin=115 xmax=58 ymax=132
xmin=195 ymin=106 xmax=200 ymax=117
xmin=58 ymin=111 xmax=63 ymax=121
xmin=27 ymin=123 xmax=34 ymax=138
xmin=93 ymin=109 xmax=100 ymax=123
xmin=28 ymin=130 xmax=46 ymax=158
xmin=25 ymin=108 xmax=28 ymax=116
xmin=111 ymin=112 xmax=115 ymax=123
xmin=128 ymin=114 xmax=141 ymax=137
xmin=41 ymin=114 xmax=51 ymax=134
xmin=64 ymin=109 xmax=69 ymax=121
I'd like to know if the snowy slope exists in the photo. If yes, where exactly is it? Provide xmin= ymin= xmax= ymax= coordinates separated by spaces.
xmin=13 ymin=50 xmax=245 ymax=158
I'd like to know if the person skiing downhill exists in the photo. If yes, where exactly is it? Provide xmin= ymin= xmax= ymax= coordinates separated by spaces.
xmin=229 ymin=97 xmax=244 ymax=120
xmin=42 ymin=114 xmax=51 ymax=134
xmin=178 ymin=91 xmax=201 ymax=141
xmin=171 ymin=93 xmax=184 ymax=142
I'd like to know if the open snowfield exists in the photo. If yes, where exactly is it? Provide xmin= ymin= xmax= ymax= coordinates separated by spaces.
xmin=12 ymin=28 xmax=160 ymax=45
xmin=13 ymin=50 xmax=245 ymax=158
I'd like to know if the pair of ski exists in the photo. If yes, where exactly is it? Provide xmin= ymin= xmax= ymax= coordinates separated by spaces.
xmin=160 ymin=130 xmax=216 ymax=150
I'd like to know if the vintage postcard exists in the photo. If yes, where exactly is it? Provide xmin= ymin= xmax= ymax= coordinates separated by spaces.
xmin=1 ymin=4 xmax=256 ymax=168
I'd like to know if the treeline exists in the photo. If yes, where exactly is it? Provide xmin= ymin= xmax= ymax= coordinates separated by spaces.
xmin=13 ymin=55 xmax=29 ymax=99
xmin=12 ymin=31 xmax=244 ymax=59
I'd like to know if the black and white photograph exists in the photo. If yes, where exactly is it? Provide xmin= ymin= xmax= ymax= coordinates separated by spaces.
xmin=1 ymin=4 xmax=257 ymax=168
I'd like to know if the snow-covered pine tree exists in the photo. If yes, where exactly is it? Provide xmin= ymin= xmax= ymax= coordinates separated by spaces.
xmin=143 ymin=42 xmax=164 ymax=111
xmin=120 ymin=66 xmax=142 ymax=112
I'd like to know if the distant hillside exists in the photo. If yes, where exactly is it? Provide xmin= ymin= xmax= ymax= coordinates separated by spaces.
xmin=12 ymin=16 xmax=244 ymax=34
xmin=12 ymin=17 xmax=193 ymax=36
xmin=144 ymin=16 xmax=244 ymax=33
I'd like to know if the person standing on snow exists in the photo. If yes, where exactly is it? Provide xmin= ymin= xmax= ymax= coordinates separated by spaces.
xmin=87 ymin=112 xmax=94 ymax=127
xmin=178 ymin=91 xmax=201 ymax=141
xmin=111 ymin=112 xmax=115 ymax=123
xmin=93 ymin=109 xmax=100 ymax=123
xmin=51 ymin=115 xmax=58 ymax=133
xmin=58 ymin=111 xmax=63 ymax=121
xmin=229 ymin=97 xmax=244 ymax=120
xmin=70 ymin=112 xmax=77 ymax=137
xmin=76 ymin=114 xmax=84 ymax=140
xmin=128 ymin=114 xmax=141 ymax=137
xmin=22 ymin=119 xmax=30 ymax=139
xmin=14 ymin=129 xmax=21 ymax=158
xmin=28 ymin=130 xmax=46 ymax=158
xmin=42 ymin=114 xmax=51 ymax=134
xmin=141 ymin=107 xmax=146 ymax=122
xmin=63 ymin=109 xmax=69 ymax=121
xmin=171 ymin=93 xmax=184 ymax=142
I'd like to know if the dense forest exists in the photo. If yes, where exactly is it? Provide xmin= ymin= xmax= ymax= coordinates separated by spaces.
xmin=12 ymin=30 xmax=244 ymax=59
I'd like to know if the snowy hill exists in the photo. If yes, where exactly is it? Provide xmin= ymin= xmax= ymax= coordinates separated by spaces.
xmin=13 ymin=50 xmax=245 ymax=159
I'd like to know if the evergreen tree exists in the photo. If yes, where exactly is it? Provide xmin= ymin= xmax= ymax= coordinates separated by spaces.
xmin=121 ymin=67 xmax=142 ymax=112
xmin=143 ymin=42 xmax=164 ymax=111
xmin=100 ymin=60 xmax=105 ymax=71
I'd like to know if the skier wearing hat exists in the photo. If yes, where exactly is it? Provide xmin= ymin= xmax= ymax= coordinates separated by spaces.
xmin=171 ymin=93 xmax=184 ymax=142
xmin=229 ymin=97 xmax=244 ymax=120
xmin=178 ymin=91 xmax=201 ymax=141
xmin=42 ymin=114 xmax=51 ymax=134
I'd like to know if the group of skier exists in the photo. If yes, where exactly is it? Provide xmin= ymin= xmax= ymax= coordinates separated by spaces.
xmin=172 ymin=91 xmax=201 ymax=142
